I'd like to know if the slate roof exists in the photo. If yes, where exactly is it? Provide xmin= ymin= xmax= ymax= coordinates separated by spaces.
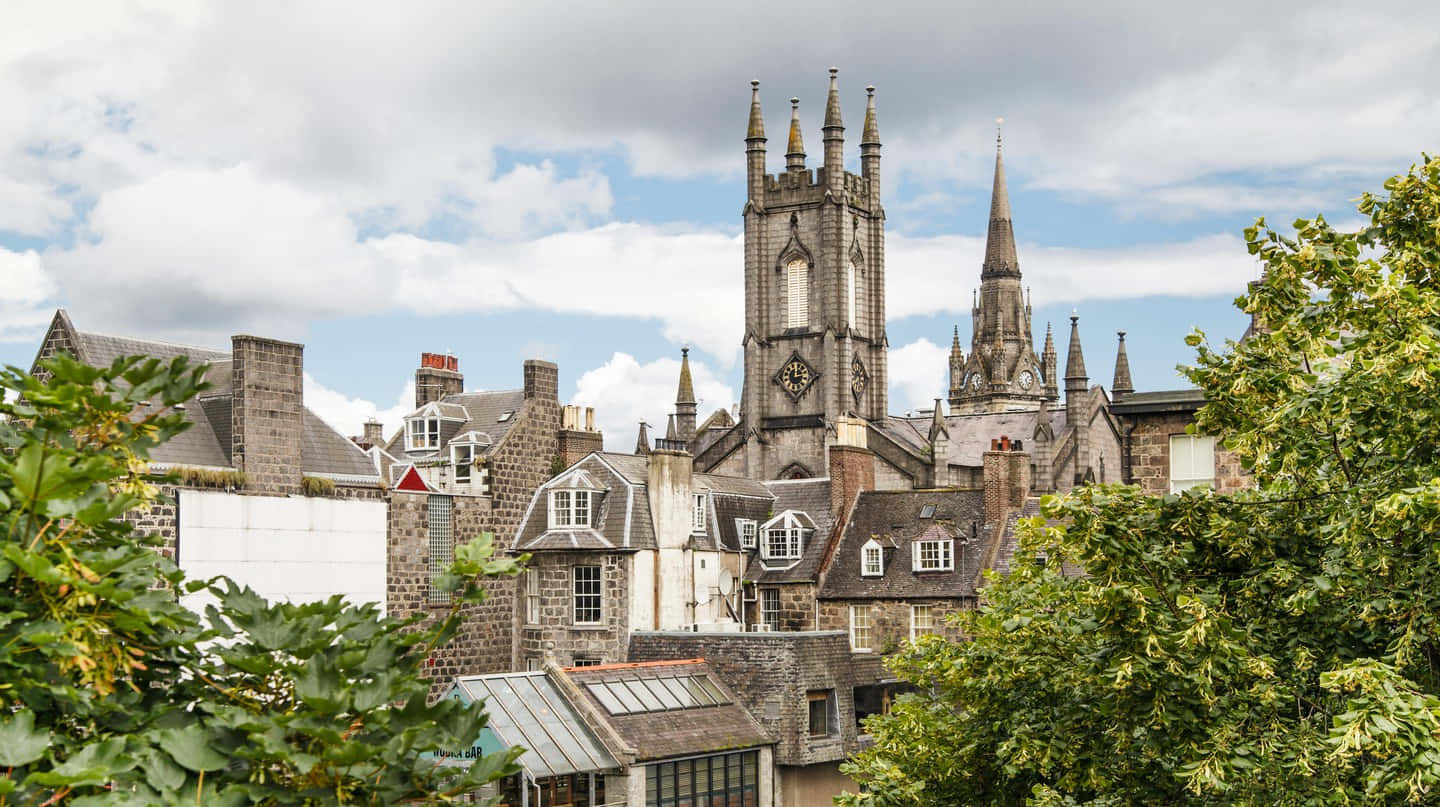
xmin=563 ymin=660 xmax=772 ymax=763
xmin=513 ymin=453 xmax=773 ymax=553
xmin=818 ymin=488 xmax=990 ymax=600
xmin=1110 ymin=388 xmax=1206 ymax=415
xmin=745 ymin=478 xmax=834 ymax=584
xmin=383 ymin=389 xmax=527 ymax=462
xmin=881 ymin=406 xmax=1079 ymax=469
xmin=54 ymin=322 xmax=376 ymax=479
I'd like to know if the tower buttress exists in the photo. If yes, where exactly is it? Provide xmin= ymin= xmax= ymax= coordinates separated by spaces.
xmin=948 ymin=325 xmax=965 ymax=406
xmin=1064 ymin=312 xmax=1090 ymax=485
xmin=822 ymin=67 xmax=844 ymax=195
xmin=1042 ymin=322 xmax=1059 ymax=401
xmin=746 ymin=80 xmax=766 ymax=201
xmin=860 ymin=85 xmax=881 ymax=205
xmin=785 ymin=97 xmax=806 ymax=173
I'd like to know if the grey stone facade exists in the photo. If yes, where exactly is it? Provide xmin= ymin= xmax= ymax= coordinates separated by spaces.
xmin=231 ymin=335 xmax=304 ymax=497
xmin=517 ymin=551 xmax=630 ymax=669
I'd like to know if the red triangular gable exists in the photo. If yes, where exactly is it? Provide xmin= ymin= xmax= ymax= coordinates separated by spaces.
xmin=394 ymin=465 xmax=432 ymax=492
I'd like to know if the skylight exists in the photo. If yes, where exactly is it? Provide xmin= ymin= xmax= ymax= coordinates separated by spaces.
xmin=919 ymin=505 xmax=936 ymax=519
xmin=584 ymin=675 xmax=730 ymax=715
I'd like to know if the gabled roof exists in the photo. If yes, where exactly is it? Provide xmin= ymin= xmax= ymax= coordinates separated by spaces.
xmin=745 ymin=477 xmax=833 ymax=584
xmin=818 ymin=488 xmax=989 ymax=600
xmin=34 ymin=311 xmax=376 ymax=480
xmin=384 ymin=389 xmax=526 ymax=460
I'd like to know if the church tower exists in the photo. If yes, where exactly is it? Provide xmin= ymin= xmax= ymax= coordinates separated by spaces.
xmin=734 ymin=69 xmax=888 ymax=480
xmin=949 ymin=131 xmax=1047 ymax=413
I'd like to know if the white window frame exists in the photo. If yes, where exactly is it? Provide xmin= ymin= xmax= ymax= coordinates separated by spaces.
xmin=692 ymin=493 xmax=707 ymax=533
xmin=406 ymin=416 xmax=440 ymax=450
xmin=548 ymin=489 xmax=593 ymax=529
xmin=764 ymin=527 xmax=802 ymax=561
xmin=759 ymin=587 xmax=780 ymax=631
xmin=912 ymin=539 xmax=954 ymax=572
xmin=524 ymin=568 xmax=540 ymax=624
xmin=849 ymin=604 xmax=873 ymax=652
xmin=786 ymin=258 xmax=809 ymax=329
xmin=451 ymin=442 xmax=476 ymax=484
xmin=737 ymin=519 xmax=758 ymax=550
xmin=861 ymin=539 xmax=884 ymax=577
xmin=910 ymin=604 xmax=935 ymax=641
xmin=572 ymin=565 xmax=602 ymax=625
xmin=1169 ymin=434 xmax=1217 ymax=493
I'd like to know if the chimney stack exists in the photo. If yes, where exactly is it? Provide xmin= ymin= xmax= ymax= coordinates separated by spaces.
xmin=362 ymin=419 xmax=384 ymax=446
xmin=982 ymin=436 xmax=1031 ymax=532
xmin=523 ymin=359 xmax=559 ymax=401
xmin=415 ymin=352 xmax=463 ymax=409
xmin=231 ymin=335 xmax=304 ymax=496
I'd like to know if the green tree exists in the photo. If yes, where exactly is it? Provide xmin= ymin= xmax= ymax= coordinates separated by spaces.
xmin=840 ymin=155 xmax=1440 ymax=805
xmin=0 ymin=353 xmax=522 ymax=804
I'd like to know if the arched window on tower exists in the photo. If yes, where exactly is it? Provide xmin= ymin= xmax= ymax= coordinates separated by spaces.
xmin=786 ymin=258 xmax=809 ymax=329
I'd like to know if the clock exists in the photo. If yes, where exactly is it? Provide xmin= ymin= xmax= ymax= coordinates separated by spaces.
xmin=851 ymin=356 xmax=869 ymax=401
xmin=773 ymin=352 xmax=818 ymax=400
xmin=1017 ymin=370 xmax=1034 ymax=390
xmin=969 ymin=374 xmax=983 ymax=392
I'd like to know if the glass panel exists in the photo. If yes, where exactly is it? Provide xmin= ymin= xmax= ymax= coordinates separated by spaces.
xmin=640 ymin=677 xmax=684 ymax=710
xmin=676 ymin=760 xmax=693 ymax=799
xmin=602 ymin=680 xmax=645 ymax=714
xmin=624 ymin=679 xmax=666 ymax=711
xmin=682 ymin=676 xmax=719 ymax=706
xmin=694 ymin=675 xmax=729 ymax=705
xmin=658 ymin=676 xmax=696 ymax=707
xmin=647 ymin=766 xmax=657 ymax=803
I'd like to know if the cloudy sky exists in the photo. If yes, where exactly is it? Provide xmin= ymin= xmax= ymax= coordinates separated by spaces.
xmin=2 ymin=1 xmax=1436 ymax=447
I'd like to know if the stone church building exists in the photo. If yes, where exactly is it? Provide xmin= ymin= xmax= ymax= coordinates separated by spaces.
xmin=692 ymin=70 xmax=1126 ymax=493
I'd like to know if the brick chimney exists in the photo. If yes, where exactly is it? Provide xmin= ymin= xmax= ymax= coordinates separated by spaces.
xmin=523 ymin=359 xmax=559 ymax=401
xmin=231 ymin=335 xmax=304 ymax=496
xmin=362 ymin=419 xmax=384 ymax=446
xmin=558 ymin=404 xmax=604 ymax=468
xmin=828 ymin=418 xmax=875 ymax=522
xmin=414 ymin=352 xmax=463 ymax=409
xmin=982 ymin=435 xmax=1032 ymax=531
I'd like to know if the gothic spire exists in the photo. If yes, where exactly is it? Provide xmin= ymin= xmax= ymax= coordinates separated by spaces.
xmin=786 ymin=97 xmax=806 ymax=171
xmin=981 ymin=124 xmax=1019 ymax=277
xmin=676 ymin=347 xmax=696 ymax=405
xmin=746 ymin=80 xmax=765 ymax=141
xmin=823 ymin=67 xmax=843 ymax=130
xmin=1042 ymin=321 xmax=1059 ymax=400
xmin=1112 ymin=331 xmax=1134 ymax=396
xmin=635 ymin=421 xmax=651 ymax=455
xmin=1065 ymin=312 xmax=1087 ymax=382
xmin=861 ymin=85 xmax=880 ymax=146
xmin=949 ymin=325 xmax=963 ymax=362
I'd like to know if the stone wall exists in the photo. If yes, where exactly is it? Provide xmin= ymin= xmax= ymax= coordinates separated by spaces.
xmin=231 ymin=335 xmax=303 ymax=497
xmin=387 ymin=491 xmax=516 ymax=693
xmin=816 ymin=598 xmax=972 ymax=657
xmin=516 ymin=551 xmax=629 ymax=669
xmin=122 ymin=486 xmax=179 ymax=559
xmin=747 ymin=583 xmax=817 ymax=632
xmin=629 ymin=631 xmax=860 ymax=767
xmin=1126 ymin=412 xmax=1250 ymax=495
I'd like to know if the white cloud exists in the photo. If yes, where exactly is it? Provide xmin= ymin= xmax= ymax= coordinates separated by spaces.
xmin=571 ymin=352 xmax=736 ymax=452
xmin=887 ymin=338 xmax=950 ymax=414
xmin=302 ymin=373 xmax=413 ymax=445
xmin=0 ymin=247 xmax=58 ymax=343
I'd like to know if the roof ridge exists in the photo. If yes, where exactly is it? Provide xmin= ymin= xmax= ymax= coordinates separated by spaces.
xmin=567 ymin=658 xmax=705 ymax=672
xmin=76 ymin=328 xmax=229 ymax=357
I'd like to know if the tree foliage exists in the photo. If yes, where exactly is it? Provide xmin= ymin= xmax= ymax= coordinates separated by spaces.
xmin=0 ymin=354 xmax=523 ymax=804
xmin=840 ymin=155 xmax=1440 ymax=805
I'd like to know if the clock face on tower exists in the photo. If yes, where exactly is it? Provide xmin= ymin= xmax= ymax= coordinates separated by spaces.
xmin=1018 ymin=370 xmax=1034 ymax=390
xmin=774 ymin=352 xmax=818 ymax=400
xmin=851 ymin=356 xmax=869 ymax=401
xmin=969 ymin=374 xmax=983 ymax=392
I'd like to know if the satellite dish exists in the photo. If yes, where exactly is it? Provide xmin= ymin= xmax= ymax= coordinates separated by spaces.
xmin=717 ymin=569 xmax=735 ymax=596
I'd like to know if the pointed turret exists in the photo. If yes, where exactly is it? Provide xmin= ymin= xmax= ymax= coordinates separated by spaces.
xmin=928 ymin=399 xmax=949 ymax=442
xmin=1065 ymin=312 xmax=1087 ymax=382
xmin=675 ymin=347 xmax=697 ymax=442
xmin=635 ymin=421 xmax=651 ymax=455
xmin=947 ymin=325 xmax=965 ymax=403
xmin=746 ymin=80 xmax=767 ymax=201
xmin=1042 ymin=322 xmax=1059 ymax=401
xmin=1111 ymin=331 xmax=1134 ymax=397
xmin=822 ymin=67 xmax=844 ymax=194
xmin=785 ymin=97 xmax=806 ymax=172
xmin=665 ymin=414 xmax=678 ymax=442
xmin=860 ymin=85 xmax=881 ymax=202
xmin=982 ymin=128 xmax=1019 ymax=277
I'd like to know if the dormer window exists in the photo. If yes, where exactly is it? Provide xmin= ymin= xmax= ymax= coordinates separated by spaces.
xmin=760 ymin=511 xmax=813 ymax=562
xmin=912 ymin=538 xmax=954 ymax=572
xmin=861 ymin=539 xmax=884 ymax=577
xmin=692 ymin=494 xmax=707 ymax=533
xmin=737 ymin=519 xmax=758 ymax=550
xmin=549 ymin=489 xmax=592 ymax=529
xmin=407 ymin=417 xmax=440 ymax=450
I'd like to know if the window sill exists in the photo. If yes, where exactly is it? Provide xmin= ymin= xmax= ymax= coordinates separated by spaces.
xmin=569 ymin=624 xmax=609 ymax=631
